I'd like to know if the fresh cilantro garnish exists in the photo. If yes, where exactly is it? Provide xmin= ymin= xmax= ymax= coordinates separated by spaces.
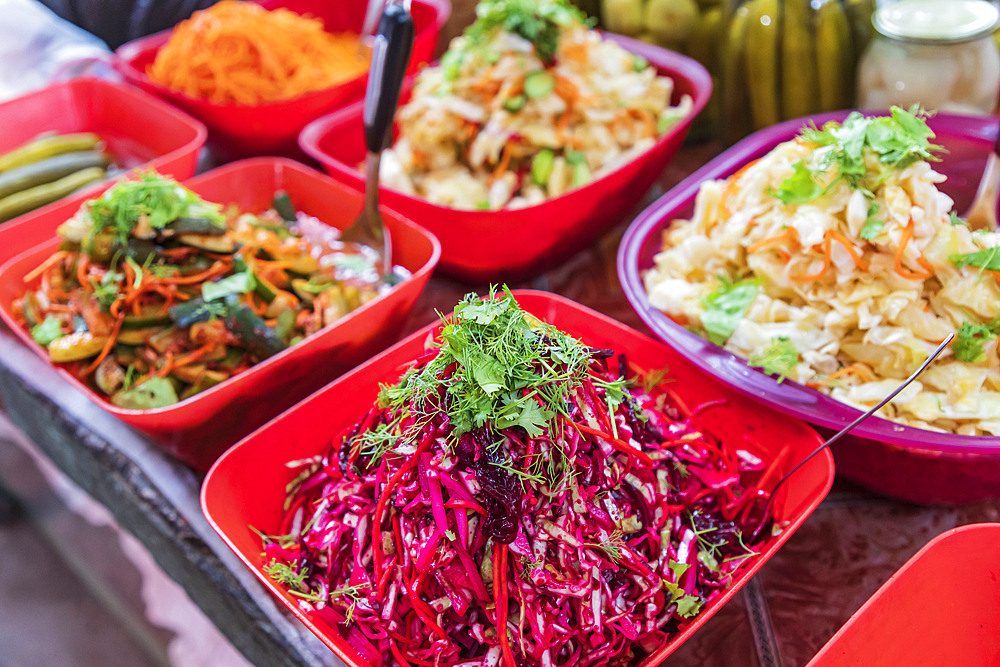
xmin=87 ymin=171 xmax=225 ymax=246
xmin=770 ymin=161 xmax=824 ymax=204
xmin=31 ymin=317 xmax=63 ymax=346
xmin=773 ymin=106 xmax=943 ymax=214
xmin=748 ymin=337 xmax=798 ymax=383
xmin=676 ymin=595 xmax=703 ymax=618
xmin=91 ymin=270 xmax=123 ymax=308
xmin=949 ymin=247 xmax=1000 ymax=271
xmin=202 ymin=269 xmax=255 ymax=302
xmin=445 ymin=0 xmax=591 ymax=76
xmin=950 ymin=211 xmax=969 ymax=227
xmin=859 ymin=202 xmax=884 ymax=241
xmin=953 ymin=321 xmax=995 ymax=362
xmin=700 ymin=275 xmax=760 ymax=346
xmin=668 ymin=559 xmax=689 ymax=580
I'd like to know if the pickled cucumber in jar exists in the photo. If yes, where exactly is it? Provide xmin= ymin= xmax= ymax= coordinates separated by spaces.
xmin=718 ymin=0 xmax=875 ymax=144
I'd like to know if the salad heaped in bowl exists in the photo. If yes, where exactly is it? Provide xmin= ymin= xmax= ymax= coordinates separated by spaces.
xmin=378 ymin=0 xmax=693 ymax=211
xmin=644 ymin=106 xmax=1000 ymax=436
xmin=13 ymin=171 xmax=407 ymax=409
xmin=259 ymin=289 xmax=777 ymax=667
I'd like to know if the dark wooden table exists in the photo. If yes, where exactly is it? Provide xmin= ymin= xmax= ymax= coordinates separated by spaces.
xmin=2 ymin=140 xmax=998 ymax=667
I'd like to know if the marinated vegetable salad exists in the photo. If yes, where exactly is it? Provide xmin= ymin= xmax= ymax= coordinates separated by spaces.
xmin=645 ymin=107 xmax=1000 ymax=435
xmin=14 ymin=171 xmax=406 ymax=409
xmin=378 ymin=0 xmax=693 ymax=211
xmin=261 ymin=290 xmax=774 ymax=667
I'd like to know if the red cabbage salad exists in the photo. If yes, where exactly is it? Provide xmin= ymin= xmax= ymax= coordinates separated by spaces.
xmin=259 ymin=289 xmax=780 ymax=667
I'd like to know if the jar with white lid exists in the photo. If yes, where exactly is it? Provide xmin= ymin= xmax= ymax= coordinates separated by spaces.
xmin=858 ymin=0 xmax=1000 ymax=114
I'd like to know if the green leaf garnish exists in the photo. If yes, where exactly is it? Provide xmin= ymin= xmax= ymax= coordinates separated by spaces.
xmin=950 ymin=247 xmax=1000 ymax=272
xmin=770 ymin=161 xmax=824 ymax=204
xmin=202 ymin=269 xmax=256 ymax=302
xmin=87 ymin=171 xmax=225 ymax=246
xmin=859 ymin=202 xmax=884 ymax=241
xmin=748 ymin=337 xmax=799 ymax=383
xmin=676 ymin=594 xmax=703 ymax=618
xmin=31 ymin=316 xmax=63 ymax=346
xmin=701 ymin=275 xmax=760 ymax=346
xmin=949 ymin=211 xmax=969 ymax=227
xmin=953 ymin=321 xmax=995 ymax=362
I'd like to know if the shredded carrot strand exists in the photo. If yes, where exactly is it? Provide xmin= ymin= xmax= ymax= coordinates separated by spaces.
xmin=492 ymin=143 xmax=512 ymax=180
xmin=791 ymin=232 xmax=832 ymax=282
xmin=828 ymin=229 xmax=869 ymax=271
xmin=746 ymin=228 xmax=797 ymax=254
xmin=24 ymin=251 xmax=69 ymax=282
xmin=82 ymin=314 xmax=124 ymax=376
xmin=722 ymin=159 xmax=760 ymax=214
xmin=147 ymin=1 xmax=370 ymax=105
xmin=894 ymin=219 xmax=933 ymax=281
xmin=157 ymin=261 xmax=229 ymax=285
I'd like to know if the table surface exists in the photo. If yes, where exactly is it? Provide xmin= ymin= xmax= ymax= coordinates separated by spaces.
xmin=2 ymin=139 xmax=999 ymax=667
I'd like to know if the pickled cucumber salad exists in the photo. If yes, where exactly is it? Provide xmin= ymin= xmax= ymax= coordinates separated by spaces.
xmin=644 ymin=107 xmax=1000 ymax=436
xmin=377 ymin=0 xmax=693 ymax=211
xmin=14 ymin=171 xmax=408 ymax=409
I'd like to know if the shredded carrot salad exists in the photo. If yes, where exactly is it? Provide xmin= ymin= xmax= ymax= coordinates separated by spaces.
xmin=148 ymin=1 xmax=369 ymax=105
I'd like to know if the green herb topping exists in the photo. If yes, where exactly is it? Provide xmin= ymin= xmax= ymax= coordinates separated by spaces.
xmin=748 ymin=337 xmax=799 ymax=383
xmin=700 ymin=275 xmax=760 ymax=346
xmin=87 ymin=171 xmax=224 ymax=246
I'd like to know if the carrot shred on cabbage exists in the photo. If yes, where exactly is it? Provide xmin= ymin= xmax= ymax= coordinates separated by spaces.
xmin=148 ymin=1 xmax=370 ymax=105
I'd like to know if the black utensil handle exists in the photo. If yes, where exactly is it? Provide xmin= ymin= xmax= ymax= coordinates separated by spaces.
xmin=994 ymin=121 xmax=1000 ymax=156
xmin=363 ymin=2 xmax=414 ymax=154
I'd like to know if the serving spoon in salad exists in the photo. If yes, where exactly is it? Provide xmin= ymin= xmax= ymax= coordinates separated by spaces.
xmin=342 ymin=0 xmax=414 ymax=277
xmin=749 ymin=332 xmax=955 ymax=542
xmin=963 ymin=127 xmax=1000 ymax=231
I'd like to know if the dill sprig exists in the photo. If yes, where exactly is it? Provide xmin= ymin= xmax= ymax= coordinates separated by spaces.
xmin=583 ymin=529 xmax=625 ymax=563
xmin=747 ymin=337 xmax=799 ymax=383
xmin=87 ymin=171 xmax=225 ymax=246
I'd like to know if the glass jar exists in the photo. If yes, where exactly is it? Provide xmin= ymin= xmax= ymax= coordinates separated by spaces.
xmin=858 ymin=0 xmax=1000 ymax=114
xmin=719 ymin=0 xmax=877 ymax=145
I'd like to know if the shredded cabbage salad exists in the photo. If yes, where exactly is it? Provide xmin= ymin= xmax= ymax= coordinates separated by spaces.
xmin=645 ymin=107 xmax=1000 ymax=436
xmin=260 ymin=290 xmax=775 ymax=667
xmin=378 ymin=0 xmax=692 ymax=211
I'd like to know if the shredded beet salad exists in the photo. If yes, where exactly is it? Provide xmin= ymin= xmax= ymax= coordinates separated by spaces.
xmin=260 ymin=290 xmax=778 ymax=667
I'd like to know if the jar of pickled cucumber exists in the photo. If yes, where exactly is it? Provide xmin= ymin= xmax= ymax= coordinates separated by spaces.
xmin=719 ymin=0 xmax=876 ymax=144
xmin=857 ymin=0 xmax=1000 ymax=115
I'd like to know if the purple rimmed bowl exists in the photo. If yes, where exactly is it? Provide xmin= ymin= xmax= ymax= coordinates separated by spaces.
xmin=618 ymin=110 xmax=1000 ymax=505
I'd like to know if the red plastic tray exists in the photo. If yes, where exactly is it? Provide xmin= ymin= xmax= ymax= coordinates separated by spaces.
xmin=202 ymin=289 xmax=834 ymax=667
xmin=114 ymin=0 xmax=450 ymax=160
xmin=299 ymin=36 xmax=712 ymax=282
xmin=0 ymin=77 xmax=207 ymax=266
xmin=806 ymin=523 xmax=1000 ymax=666
xmin=618 ymin=110 xmax=1000 ymax=505
xmin=0 ymin=158 xmax=440 ymax=471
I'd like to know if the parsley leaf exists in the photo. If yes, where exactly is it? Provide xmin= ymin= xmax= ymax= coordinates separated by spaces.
xmin=446 ymin=0 xmax=591 ymax=76
xmin=748 ymin=337 xmax=799 ymax=383
xmin=31 ymin=317 xmax=63 ymax=346
xmin=202 ymin=269 xmax=255 ymax=302
xmin=953 ymin=321 xmax=995 ymax=362
xmin=701 ymin=275 xmax=760 ymax=346
xmin=950 ymin=247 xmax=1000 ymax=271
xmin=949 ymin=211 xmax=969 ymax=227
xmin=770 ymin=161 xmax=824 ymax=204
xmin=859 ymin=202 xmax=884 ymax=241
xmin=676 ymin=594 xmax=703 ymax=618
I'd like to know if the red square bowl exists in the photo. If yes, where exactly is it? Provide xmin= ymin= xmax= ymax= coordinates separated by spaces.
xmin=0 ymin=77 xmax=207 ymax=266
xmin=298 ymin=36 xmax=712 ymax=282
xmin=114 ymin=0 xmax=450 ymax=160
xmin=618 ymin=111 xmax=1000 ymax=505
xmin=805 ymin=523 xmax=1000 ymax=666
xmin=201 ymin=289 xmax=834 ymax=667
xmin=0 ymin=157 xmax=440 ymax=471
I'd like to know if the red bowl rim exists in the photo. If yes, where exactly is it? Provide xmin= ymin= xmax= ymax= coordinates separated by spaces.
xmin=201 ymin=288 xmax=835 ymax=667
xmin=298 ymin=33 xmax=713 ymax=217
xmin=112 ymin=0 xmax=451 ymax=111
xmin=805 ymin=522 xmax=1000 ymax=666
xmin=0 ymin=156 xmax=441 ymax=417
xmin=617 ymin=109 xmax=1000 ymax=458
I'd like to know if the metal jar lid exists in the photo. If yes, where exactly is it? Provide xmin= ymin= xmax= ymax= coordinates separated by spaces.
xmin=873 ymin=0 xmax=1000 ymax=44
